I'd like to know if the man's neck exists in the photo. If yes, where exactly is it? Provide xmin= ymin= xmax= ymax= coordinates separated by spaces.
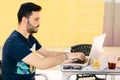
xmin=16 ymin=27 xmax=30 ymax=39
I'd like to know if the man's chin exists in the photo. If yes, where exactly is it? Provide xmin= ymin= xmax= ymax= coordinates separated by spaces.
xmin=29 ymin=30 xmax=38 ymax=34
xmin=32 ymin=31 xmax=38 ymax=33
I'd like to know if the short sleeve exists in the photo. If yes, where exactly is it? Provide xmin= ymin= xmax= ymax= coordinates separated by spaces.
xmin=9 ymin=41 xmax=32 ymax=62
xmin=35 ymin=39 xmax=42 ymax=50
xmin=31 ymin=35 xmax=42 ymax=50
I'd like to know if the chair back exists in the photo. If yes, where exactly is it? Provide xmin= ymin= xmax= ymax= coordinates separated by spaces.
xmin=0 ymin=61 xmax=2 ymax=80
xmin=71 ymin=44 xmax=92 ymax=56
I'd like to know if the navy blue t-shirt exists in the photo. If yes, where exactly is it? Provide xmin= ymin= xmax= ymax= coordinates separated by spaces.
xmin=2 ymin=30 xmax=42 ymax=80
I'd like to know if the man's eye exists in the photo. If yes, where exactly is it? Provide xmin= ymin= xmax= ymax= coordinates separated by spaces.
xmin=35 ymin=19 xmax=39 ymax=21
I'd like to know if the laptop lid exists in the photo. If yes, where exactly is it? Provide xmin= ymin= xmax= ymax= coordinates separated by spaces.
xmin=89 ymin=33 xmax=106 ymax=60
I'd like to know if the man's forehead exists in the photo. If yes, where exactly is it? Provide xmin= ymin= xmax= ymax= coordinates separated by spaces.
xmin=30 ymin=11 xmax=40 ymax=18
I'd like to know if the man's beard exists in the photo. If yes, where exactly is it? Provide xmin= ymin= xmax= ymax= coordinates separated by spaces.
xmin=27 ymin=20 xmax=39 ymax=34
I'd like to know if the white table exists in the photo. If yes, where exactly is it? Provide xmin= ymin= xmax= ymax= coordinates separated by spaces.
xmin=61 ymin=64 xmax=120 ymax=80
xmin=61 ymin=47 xmax=120 ymax=80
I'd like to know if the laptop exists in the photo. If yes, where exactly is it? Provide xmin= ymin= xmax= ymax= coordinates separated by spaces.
xmin=89 ymin=33 xmax=106 ymax=60
xmin=62 ymin=33 xmax=106 ymax=69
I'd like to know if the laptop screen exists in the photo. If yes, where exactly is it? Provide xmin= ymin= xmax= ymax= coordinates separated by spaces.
xmin=89 ymin=33 xmax=106 ymax=60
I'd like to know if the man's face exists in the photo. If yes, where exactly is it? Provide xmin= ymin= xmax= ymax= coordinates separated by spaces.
xmin=26 ymin=11 xmax=40 ymax=34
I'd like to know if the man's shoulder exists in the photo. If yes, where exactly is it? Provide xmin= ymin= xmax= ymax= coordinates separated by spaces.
xmin=9 ymin=30 xmax=20 ymax=39
xmin=8 ymin=30 xmax=24 ymax=41
xmin=5 ymin=31 xmax=25 ymax=47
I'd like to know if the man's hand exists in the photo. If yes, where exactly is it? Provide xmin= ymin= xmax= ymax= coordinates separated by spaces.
xmin=66 ymin=52 xmax=86 ymax=62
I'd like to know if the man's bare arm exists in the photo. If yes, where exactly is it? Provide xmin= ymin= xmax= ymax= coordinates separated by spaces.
xmin=36 ymin=47 xmax=85 ymax=61
xmin=36 ymin=47 xmax=64 ymax=57
xmin=22 ymin=52 xmax=67 ymax=69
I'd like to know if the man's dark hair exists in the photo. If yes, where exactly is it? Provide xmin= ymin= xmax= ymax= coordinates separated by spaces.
xmin=17 ymin=2 xmax=42 ymax=24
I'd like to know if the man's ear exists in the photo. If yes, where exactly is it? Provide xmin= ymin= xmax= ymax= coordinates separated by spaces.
xmin=22 ymin=17 xmax=28 ymax=24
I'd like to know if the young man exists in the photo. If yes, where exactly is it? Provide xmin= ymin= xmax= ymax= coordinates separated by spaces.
xmin=2 ymin=2 xmax=85 ymax=80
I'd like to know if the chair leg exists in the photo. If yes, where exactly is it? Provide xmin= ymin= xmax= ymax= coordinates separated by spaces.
xmin=104 ymin=75 xmax=107 ymax=80
xmin=76 ymin=74 xmax=107 ymax=80
xmin=35 ymin=73 xmax=48 ymax=80
xmin=94 ymin=75 xmax=106 ymax=80
xmin=76 ymin=74 xmax=95 ymax=80
xmin=76 ymin=75 xmax=79 ymax=80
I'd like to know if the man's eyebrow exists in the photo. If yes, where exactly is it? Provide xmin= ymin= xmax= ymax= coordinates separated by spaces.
xmin=37 ymin=17 xmax=40 ymax=19
xmin=35 ymin=17 xmax=40 ymax=20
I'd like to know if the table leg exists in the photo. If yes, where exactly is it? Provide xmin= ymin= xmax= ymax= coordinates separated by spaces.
xmin=62 ymin=72 xmax=72 ymax=80
xmin=111 ymin=75 xmax=115 ymax=80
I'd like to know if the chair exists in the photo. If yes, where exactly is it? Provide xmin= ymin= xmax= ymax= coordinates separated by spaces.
xmin=0 ymin=61 xmax=2 ymax=80
xmin=70 ymin=44 xmax=106 ymax=80
xmin=0 ymin=60 xmax=48 ymax=80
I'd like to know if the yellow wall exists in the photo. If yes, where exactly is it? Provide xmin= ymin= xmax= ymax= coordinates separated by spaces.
xmin=0 ymin=0 xmax=104 ymax=48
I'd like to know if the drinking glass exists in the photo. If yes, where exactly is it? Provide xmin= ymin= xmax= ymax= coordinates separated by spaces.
xmin=107 ymin=56 xmax=116 ymax=70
